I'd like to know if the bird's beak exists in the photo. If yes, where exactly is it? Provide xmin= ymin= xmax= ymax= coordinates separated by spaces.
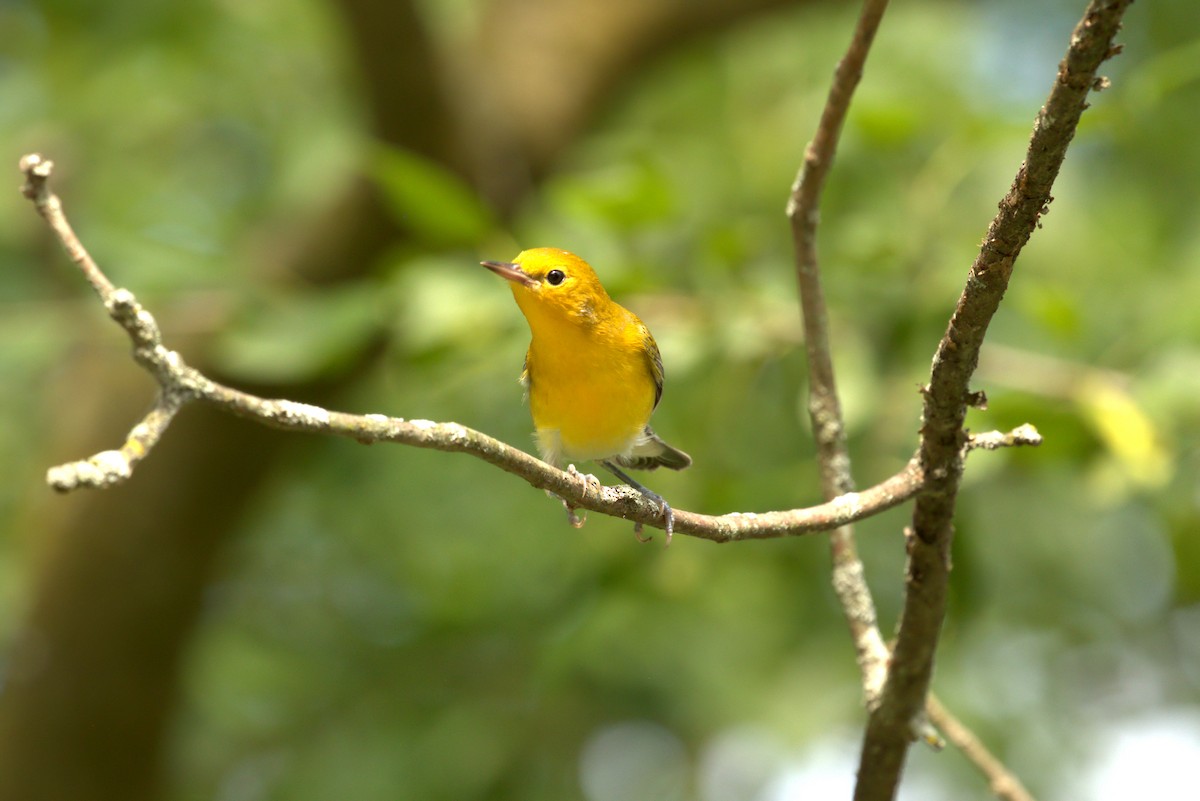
xmin=481 ymin=260 xmax=538 ymax=289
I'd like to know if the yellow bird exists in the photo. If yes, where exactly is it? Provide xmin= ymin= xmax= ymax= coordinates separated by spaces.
xmin=481 ymin=247 xmax=690 ymax=540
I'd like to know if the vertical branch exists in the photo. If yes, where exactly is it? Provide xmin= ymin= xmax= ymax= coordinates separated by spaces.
xmin=853 ymin=2 xmax=1134 ymax=800
xmin=787 ymin=0 xmax=892 ymax=707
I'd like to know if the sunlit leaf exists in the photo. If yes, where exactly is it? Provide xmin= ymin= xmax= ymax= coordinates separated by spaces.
xmin=1078 ymin=377 xmax=1172 ymax=489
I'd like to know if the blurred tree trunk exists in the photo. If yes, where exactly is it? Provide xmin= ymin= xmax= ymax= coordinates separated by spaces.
xmin=0 ymin=400 xmax=289 ymax=801
xmin=466 ymin=0 xmax=798 ymax=206
xmin=0 ymin=1 xmax=799 ymax=799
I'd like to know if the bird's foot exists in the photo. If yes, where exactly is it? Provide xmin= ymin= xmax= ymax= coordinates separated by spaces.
xmin=566 ymin=463 xmax=602 ymax=492
xmin=599 ymin=460 xmax=676 ymax=546
xmin=630 ymin=492 xmax=674 ymax=546
xmin=556 ymin=464 xmax=601 ymax=529
xmin=563 ymin=501 xmax=586 ymax=529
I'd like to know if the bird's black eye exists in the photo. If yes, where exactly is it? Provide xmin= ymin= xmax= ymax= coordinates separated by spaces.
xmin=546 ymin=269 xmax=566 ymax=286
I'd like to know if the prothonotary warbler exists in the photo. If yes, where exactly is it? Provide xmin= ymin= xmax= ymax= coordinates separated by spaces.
xmin=481 ymin=247 xmax=691 ymax=541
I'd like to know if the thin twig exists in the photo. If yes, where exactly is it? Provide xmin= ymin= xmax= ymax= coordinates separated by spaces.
xmin=966 ymin=424 xmax=1042 ymax=452
xmin=926 ymin=696 xmax=1037 ymax=801
xmin=787 ymin=0 xmax=893 ymax=710
xmin=20 ymin=154 xmax=116 ymax=298
xmin=854 ymin=3 xmax=1134 ymax=800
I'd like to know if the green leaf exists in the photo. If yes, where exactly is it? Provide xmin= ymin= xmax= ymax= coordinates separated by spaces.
xmin=370 ymin=144 xmax=494 ymax=246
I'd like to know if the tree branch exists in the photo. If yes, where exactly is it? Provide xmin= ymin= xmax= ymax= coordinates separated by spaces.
xmin=791 ymin=6 xmax=1045 ymax=797
xmin=925 ymin=696 xmax=1036 ymax=801
xmin=17 ymin=151 xmax=1013 ymax=544
xmin=854 ymin=2 xmax=1134 ymax=799
xmin=788 ymin=0 xmax=893 ymax=714
xmin=966 ymin=424 xmax=1042 ymax=453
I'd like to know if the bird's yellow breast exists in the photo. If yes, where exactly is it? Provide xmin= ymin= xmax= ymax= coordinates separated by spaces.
xmin=523 ymin=307 xmax=657 ymax=466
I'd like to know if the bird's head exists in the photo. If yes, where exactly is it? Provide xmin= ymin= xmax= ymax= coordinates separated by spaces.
xmin=482 ymin=247 xmax=611 ymax=327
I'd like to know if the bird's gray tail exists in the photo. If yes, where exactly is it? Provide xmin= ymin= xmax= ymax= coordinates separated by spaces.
xmin=615 ymin=426 xmax=692 ymax=471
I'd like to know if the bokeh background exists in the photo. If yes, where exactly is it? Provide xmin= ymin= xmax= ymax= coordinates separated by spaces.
xmin=1 ymin=0 xmax=1197 ymax=799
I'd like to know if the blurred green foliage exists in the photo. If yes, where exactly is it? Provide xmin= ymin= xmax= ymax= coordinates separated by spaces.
xmin=2 ymin=0 xmax=1199 ymax=799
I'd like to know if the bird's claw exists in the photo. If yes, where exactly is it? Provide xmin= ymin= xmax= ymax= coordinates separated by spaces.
xmin=558 ymin=465 xmax=600 ymax=529
xmin=566 ymin=463 xmax=601 ymax=492
xmin=631 ymin=499 xmax=674 ymax=546
xmin=565 ymin=503 xmax=587 ymax=528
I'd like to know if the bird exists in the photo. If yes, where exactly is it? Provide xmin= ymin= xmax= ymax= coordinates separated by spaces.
xmin=481 ymin=247 xmax=691 ymax=541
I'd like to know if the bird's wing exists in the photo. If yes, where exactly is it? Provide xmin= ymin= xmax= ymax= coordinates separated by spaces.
xmin=520 ymin=348 xmax=532 ymax=403
xmin=640 ymin=323 xmax=664 ymax=410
